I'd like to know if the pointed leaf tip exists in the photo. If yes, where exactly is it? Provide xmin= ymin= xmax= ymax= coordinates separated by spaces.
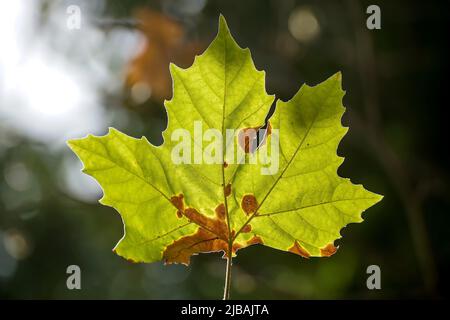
xmin=219 ymin=14 xmax=227 ymax=26
xmin=218 ymin=14 xmax=230 ymax=35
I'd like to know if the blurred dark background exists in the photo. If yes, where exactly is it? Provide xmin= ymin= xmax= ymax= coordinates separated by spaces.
xmin=0 ymin=0 xmax=449 ymax=299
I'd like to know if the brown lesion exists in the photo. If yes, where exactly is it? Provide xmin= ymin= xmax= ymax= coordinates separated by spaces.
xmin=163 ymin=193 xmax=265 ymax=265
xmin=164 ymin=193 xmax=339 ymax=265
xmin=237 ymin=121 xmax=273 ymax=154
xmin=170 ymin=194 xmax=184 ymax=219
xmin=163 ymin=193 xmax=233 ymax=265
xmin=320 ymin=243 xmax=338 ymax=257
xmin=241 ymin=194 xmax=258 ymax=215
xmin=288 ymin=240 xmax=310 ymax=259
xmin=246 ymin=235 xmax=263 ymax=246
xmin=224 ymin=183 xmax=231 ymax=197
xmin=266 ymin=121 xmax=272 ymax=136
xmin=238 ymin=126 xmax=258 ymax=154
xmin=165 ymin=194 xmax=339 ymax=264
xmin=232 ymin=242 xmax=243 ymax=253
xmin=215 ymin=203 xmax=226 ymax=220
xmin=163 ymin=228 xmax=227 ymax=265
xmin=241 ymin=224 xmax=252 ymax=233
xmin=183 ymin=208 xmax=229 ymax=240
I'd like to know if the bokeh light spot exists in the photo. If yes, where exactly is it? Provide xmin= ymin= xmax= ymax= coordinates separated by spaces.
xmin=288 ymin=7 xmax=320 ymax=43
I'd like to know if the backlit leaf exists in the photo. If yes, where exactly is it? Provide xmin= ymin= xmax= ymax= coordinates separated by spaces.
xmin=68 ymin=15 xmax=382 ymax=266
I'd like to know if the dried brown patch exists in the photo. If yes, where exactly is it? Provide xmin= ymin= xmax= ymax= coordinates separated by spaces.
xmin=215 ymin=203 xmax=226 ymax=220
xmin=238 ymin=126 xmax=259 ymax=153
xmin=170 ymin=194 xmax=184 ymax=210
xmin=224 ymin=183 xmax=231 ymax=197
xmin=237 ymin=123 xmax=272 ymax=153
xmin=163 ymin=228 xmax=228 ymax=265
xmin=242 ymin=194 xmax=258 ymax=215
xmin=266 ymin=121 xmax=272 ymax=136
xmin=170 ymin=195 xmax=228 ymax=238
xmin=232 ymin=242 xmax=243 ymax=253
xmin=170 ymin=194 xmax=184 ymax=219
xmin=320 ymin=243 xmax=338 ymax=257
xmin=247 ymin=235 xmax=263 ymax=246
xmin=164 ymin=194 xmax=264 ymax=265
xmin=241 ymin=224 xmax=252 ymax=233
xmin=183 ymin=208 xmax=228 ymax=240
xmin=289 ymin=241 xmax=310 ymax=259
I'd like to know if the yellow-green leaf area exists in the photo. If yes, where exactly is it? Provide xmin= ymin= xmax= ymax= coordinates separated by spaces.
xmin=68 ymin=15 xmax=382 ymax=265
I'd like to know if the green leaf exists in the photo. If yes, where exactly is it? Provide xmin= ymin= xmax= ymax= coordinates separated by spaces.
xmin=67 ymin=15 xmax=382 ymax=265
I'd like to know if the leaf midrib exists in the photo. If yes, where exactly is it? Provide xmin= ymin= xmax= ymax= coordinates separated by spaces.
xmin=221 ymin=30 xmax=233 ymax=246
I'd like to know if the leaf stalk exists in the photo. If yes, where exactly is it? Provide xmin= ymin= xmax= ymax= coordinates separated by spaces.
xmin=223 ymin=249 xmax=232 ymax=300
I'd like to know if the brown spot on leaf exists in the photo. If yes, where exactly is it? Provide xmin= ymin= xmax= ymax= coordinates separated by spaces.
xmin=232 ymin=242 xmax=243 ymax=253
xmin=223 ymin=161 xmax=228 ymax=168
xmin=266 ymin=121 xmax=272 ymax=136
xmin=224 ymin=183 xmax=231 ymax=197
xmin=247 ymin=235 xmax=263 ymax=246
xmin=127 ymin=258 xmax=137 ymax=263
xmin=171 ymin=194 xmax=184 ymax=219
xmin=238 ymin=123 xmax=273 ymax=153
xmin=241 ymin=194 xmax=258 ymax=215
xmin=241 ymin=224 xmax=252 ymax=233
xmin=289 ymin=241 xmax=310 ymax=259
xmin=320 ymin=243 xmax=338 ymax=257
xmin=184 ymin=208 xmax=229 ymax=240
xmin=238 ymin=127 xmax=259 ymax=153
xmin=215 ymin=203 xmax=226 ymax=220
xmin=163 ymin=197 xmax=265 ymax=265
xmin=163 ymin=228 xmax=228 ymax=265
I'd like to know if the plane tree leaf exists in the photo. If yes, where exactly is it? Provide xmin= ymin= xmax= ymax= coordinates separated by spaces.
xmin=68 ymin=15 xmax=382 ymax=266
